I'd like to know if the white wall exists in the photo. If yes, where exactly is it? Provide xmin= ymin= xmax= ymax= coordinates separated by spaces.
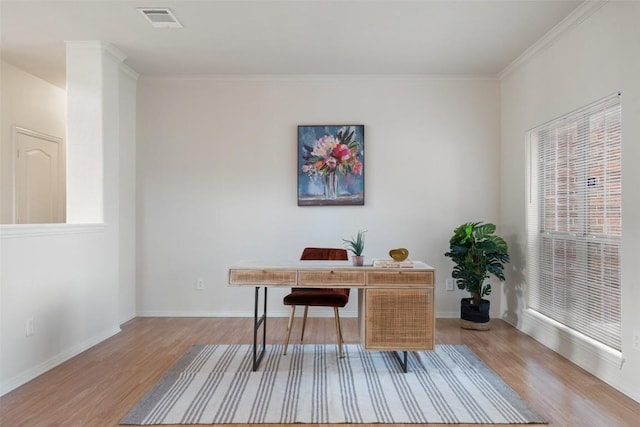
xmin=0 ymin=226 xmax=121 ymax=394
xmin=0 ymin=61 xmax=66 ymax=224
xmin=136 ymin=76 xmax=501 ymax=318
xmin=0 ymin=46 xmax=137 ymax=394
xmin=118 ymin=68 xmax=137 ymax=324
xmin=500 ymin=1 xmax=640 ymax=401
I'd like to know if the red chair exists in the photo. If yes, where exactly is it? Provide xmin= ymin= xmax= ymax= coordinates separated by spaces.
xmin=283 ymin=247 xmax=350 ymax=357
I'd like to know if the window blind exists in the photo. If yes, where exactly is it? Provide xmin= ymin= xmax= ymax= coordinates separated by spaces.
xmin=527 ymin=93 xmax=622 ymax=351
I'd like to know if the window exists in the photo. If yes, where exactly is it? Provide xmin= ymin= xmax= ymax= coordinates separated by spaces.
xmin=527 ymin=93 xmax=622 ymax=351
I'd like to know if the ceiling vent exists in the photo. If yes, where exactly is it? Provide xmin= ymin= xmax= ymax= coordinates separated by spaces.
xmin=138 ymin=8 xmax=183 ymax=28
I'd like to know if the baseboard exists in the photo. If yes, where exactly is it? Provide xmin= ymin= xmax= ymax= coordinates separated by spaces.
xmin=136 ymin=310 xmax=360 ymax=318
xmin=516 ymin=310 xmax=639 ymax=403
xmin=119 ymin=313 xmax=138 ymax=326
xmin=0 ymin=326 xmax=121 ymax=396
xmin=436 ymin=310 xmax=502 ymax=319
xmin=436 ymin=311 xmax=460 ymax=318
xmin=520 ymin=309 xmax=623 ymax=368
xmin=137 ymin=310 xmax=501 ymax=320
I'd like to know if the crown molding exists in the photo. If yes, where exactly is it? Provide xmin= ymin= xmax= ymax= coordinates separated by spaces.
xmin=65 ymin=40 xmax=127 ymax=64
xmin=139 ymin=73 xmax=499 ymax=82
xmin=103 ymin=43 xmax=127 ymax=64
xmin=498 ymin=0 xmax=608 ymax=80
xmin=65 ymin=40 xmax=137 ymax=78
xmin=120 ymin=63 xmax=140 ymax=80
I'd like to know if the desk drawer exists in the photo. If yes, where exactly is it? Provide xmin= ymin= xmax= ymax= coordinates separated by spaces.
xmin=366 ymin=271 xmax=433 ymax=286
xmin=298 ymin=270 xmax=365 ymax=286
xmin=229 ymin=269 xmax=297 ymax=285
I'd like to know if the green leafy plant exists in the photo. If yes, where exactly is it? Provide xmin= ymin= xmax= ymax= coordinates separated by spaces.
xmin=444 ymin=222 xmax=510 ymax=305
xmin=342 ymin=230 xmax=367 ymax=256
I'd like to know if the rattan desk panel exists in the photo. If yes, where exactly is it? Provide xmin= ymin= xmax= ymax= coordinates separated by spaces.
xmin=363 ymin=288 xmax=434 ymax=351
xmin=298 ymin=270 xmax=365 ymax=286
xmin=366 ymin=271 xmax=434 ymax=286
xmin=229 ymin=269 xmax=297 ymax=285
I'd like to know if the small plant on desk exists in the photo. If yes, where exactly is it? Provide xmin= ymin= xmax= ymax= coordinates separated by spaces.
xmin=343 ymin=230 xmax=367 ymax=266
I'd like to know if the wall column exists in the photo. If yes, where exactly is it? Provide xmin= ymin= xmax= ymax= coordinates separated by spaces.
xmin=65 ymin=41 xmax=125 ymax=223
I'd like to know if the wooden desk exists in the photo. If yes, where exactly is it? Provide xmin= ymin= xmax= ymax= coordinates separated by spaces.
xmin=229 ymin=260 xmax=435 ymax=371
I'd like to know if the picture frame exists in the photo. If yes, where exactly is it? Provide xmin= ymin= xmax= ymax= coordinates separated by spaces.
xmin=297 ymin=125 xmax=364 ymax=206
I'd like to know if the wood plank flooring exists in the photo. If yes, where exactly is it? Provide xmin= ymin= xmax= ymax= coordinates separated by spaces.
xmin=1 ymin=317 xmax=639 ymax=426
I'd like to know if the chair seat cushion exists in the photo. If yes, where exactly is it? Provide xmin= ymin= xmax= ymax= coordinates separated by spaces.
xmin=283 ymin=289 xmax=349 ymax=307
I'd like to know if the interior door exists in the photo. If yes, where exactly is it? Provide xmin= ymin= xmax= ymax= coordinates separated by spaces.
xmin=15 ymin=127 xmax=64 ymax=224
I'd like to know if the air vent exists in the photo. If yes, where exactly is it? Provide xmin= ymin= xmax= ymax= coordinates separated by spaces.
xmin=138 ymin=8 xmax=183 ymax=28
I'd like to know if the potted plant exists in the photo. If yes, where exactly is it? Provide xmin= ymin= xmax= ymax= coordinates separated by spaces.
xmin=444 ymin=222 xmax=509 ymax=330
xmin=342 ymin=230 xmax=367 ymax=266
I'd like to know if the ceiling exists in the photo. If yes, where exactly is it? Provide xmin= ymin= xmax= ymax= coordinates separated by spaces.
xmin=1 ymin=0 xmax=583 ymax=88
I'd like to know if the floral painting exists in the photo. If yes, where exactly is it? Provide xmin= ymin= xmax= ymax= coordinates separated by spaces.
xmin=298 ymin=125 xmax=364 ymax=206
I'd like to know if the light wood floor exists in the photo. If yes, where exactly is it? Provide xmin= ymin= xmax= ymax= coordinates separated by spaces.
xmin=1 ymin=317 xmax=639 ymax=427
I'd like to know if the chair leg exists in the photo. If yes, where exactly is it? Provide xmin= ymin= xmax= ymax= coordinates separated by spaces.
xmin=284 ymin=305 xmax=296 ymax=355
xmin=300 ymin=305 xmax=309 ymax=341
xmin=334 ymin=307 xmax=344 ymax=358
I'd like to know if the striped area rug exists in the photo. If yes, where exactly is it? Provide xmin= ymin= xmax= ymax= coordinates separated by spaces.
xmin=121 ymin=344 xmax=546 ymax=425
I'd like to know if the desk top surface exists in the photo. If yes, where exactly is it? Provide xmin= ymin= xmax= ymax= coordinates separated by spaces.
xmin=230 ymin=260 xmax=434 ymax=271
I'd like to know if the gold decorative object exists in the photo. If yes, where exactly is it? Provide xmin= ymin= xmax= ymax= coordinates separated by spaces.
xmin=389 ymin=248 xmax=409 ymax=261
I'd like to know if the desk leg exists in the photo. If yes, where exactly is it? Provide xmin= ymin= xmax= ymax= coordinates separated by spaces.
xmin=392 ymin=351 xmax=408 ymax=373
xmin=253 ymin=286 xmax=267 ymax=371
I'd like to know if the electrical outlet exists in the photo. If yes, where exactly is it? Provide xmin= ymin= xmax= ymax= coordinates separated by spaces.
xmin=196 ymin=278 xmax=205 ymax=290
xmin=26 ymin=317 xmax=34 ymax=337
xmin=445 ymin=278 xmax=455 ymax=291
xmin=633 ymin=330 xmax=640 ymax=351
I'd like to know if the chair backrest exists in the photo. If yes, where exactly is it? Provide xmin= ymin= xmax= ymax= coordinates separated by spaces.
xmin=300 ymin=247 xmax=348 ymax=261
